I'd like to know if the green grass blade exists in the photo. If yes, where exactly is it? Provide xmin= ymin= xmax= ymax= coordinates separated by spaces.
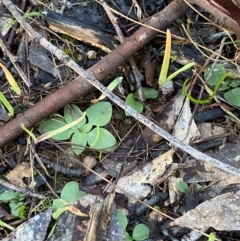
xmin=0 ymin=92 xmax=14 ymax=116
xmin=21 ymin=124 xmax=37 ymax=142
xmin=166 ymin=62 xmax=195 ymax=82
xmin=36 ymin=112 xmax=86 ymax=143
xmin=158 ymin=29 xmax=171 ymax=86
xmin=0 ymin=63 xmax=21 ymax=96
xmin=92 ymin=77 xmax=122 ymax=103
xmin=5 ymin=12 xmax=43 ymax=29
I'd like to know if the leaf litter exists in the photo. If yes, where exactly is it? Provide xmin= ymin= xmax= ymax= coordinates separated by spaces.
xmin=1 ymin=0 xmax=240 ymax=240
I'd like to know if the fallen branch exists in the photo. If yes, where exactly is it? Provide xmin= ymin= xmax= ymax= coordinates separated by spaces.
xmin=0 ymin=0 xmax=187 ymax=147
xmin=186 ymin=0 xmax=240 ymax=38
xmin=1 ymin=0 xmax=240 ymax=178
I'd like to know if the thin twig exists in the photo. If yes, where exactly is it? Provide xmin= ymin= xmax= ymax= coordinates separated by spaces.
xmin=0 ymin=179 xmax=45 ymax=199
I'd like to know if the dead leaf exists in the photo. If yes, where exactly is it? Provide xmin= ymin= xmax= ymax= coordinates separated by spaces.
xmin=174 ymin=96 xmax=200 ymax=144
xmin=132 ymin=0 xmax=143 ymax=22
xmin=198 ymin=123 xmax=226 ymax=139
xmin=170 ymin=192 xmax=240 ymax=231
xmin=5 ymin=162 xmax=31 ymax=187
xmin=65 ymin=205 xmax=88 ymax=217
xmin=115 ymin=149 xmax=174 ymax=203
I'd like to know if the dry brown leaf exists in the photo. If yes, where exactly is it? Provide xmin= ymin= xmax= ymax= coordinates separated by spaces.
xmin=174 ymin=97 xmax=200 ymax=144
xmin=132 ymin=0 xmax=143 ymax=22
xmin=170 ymin=192 xmax=240 ymax=231
xmin=115 ymin=149 xmax=174 ymax=203
xmin=5 ymin=162 xmax=31 ymax=187
xmin=65 ymin=205 xmax=88 ymax=217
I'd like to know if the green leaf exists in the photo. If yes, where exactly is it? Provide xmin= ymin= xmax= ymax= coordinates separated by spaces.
xmin=71 ymin=132 xmax=87 ymax=155
xmin=52 ymin=199 xmax=67 ymax=213
xmin=5 ymin=12 xmax=43 ymax=29
xmin=125 ymin=93 xmax=135 ymax=106
xmin=176 ymin=181 xmax=188 ymax=193
xmin=0 ymin=190 xmax=24 ymax=202
xmin=80 ymin=123 xmax=93 ymax=133
xmin=224 ymin=87 xmax=240 ymax=107
xmin=0 ymin=91 xmax=14 ymax=117
xmin=0 ymin=62 xmax=21 ymax=96
xmin=208 ymin=232 xmax=216 ymax=241
xmin=142 ymin=87 xmax=158 ymax=99
xmin=61 ymin=181 xmax=86 ymax=203
xmin=166 ymin=62 xmax=195 ymax=82
xmin=64 ymin=104 xmax=86 ymax=130
xmin=218 ymin=81 xmax=230 ymax=91
xmin=0 ymin=189 xmax=16 ymax=202
xmin=9 ymin=201 xmax=25 ymax=217
xmin=132 ymin=224 xmax=150 ymax=241
xmin=87 ymin=127 xmax=116 ymax=151
xmin=86 ymin=102 xmax=112 ymax=126
xmin=117 ymin=210 xmax=128 ymax=230
xmin=125 ymin=93 xmax=143 ymax=116
xmin=229 ymin=79 xmax=240 ymax=88
xmin=13 ymin=191 xmax=25 ymax=201
xmin=52 ymin=206 xmax=68 ymax=220
xmin=125 ymin=231 xmax=133 ymax=241
xmin=117 ymin=210 xmax=132 ymax=240
xmin=88 ymin=125 xmax=100 ymax=148
xmin=96 ymin=77 xmax=123 ymax=102
xmin=37 ymin=113 xmax=86 ymax=143
xmin=196 ymin=183 xmax=202 ymax=191
xmin=39 ymin=116 xmax=73 ymax=140
xmin=17 ymin=204 xmax=27 ymax=219
xmin=21 ymin=124 xmax=37 ymax=142
xmin=204 ymin=63 xmax=227 ymax=86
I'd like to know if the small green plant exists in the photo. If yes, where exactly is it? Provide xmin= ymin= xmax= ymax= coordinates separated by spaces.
xmin=52 ymin=181 xmax=86 ymax=219
xmin=176 ymin=181 xmax=202 ymax=193
xmin=117 ymin=210 xmax=150 ymax=241
xmin=204 ymin=63 xmax=240 ymax=107
xmin=0 ymin=62 xmax=22 ymax=117
xmin=21 ymin=124 xmax=37 ymax=142
xmin=0 ymin=189 xmax=27 ymax=218
xmin=5 ymin=12 xmax=43 ymax=29
xmin=39 ymin=102 xmax=116 ymax=155
xmin=158 ymin=29 xmax=195 ymax=88
xmin=0 ymin=92 xmax=14 ymax=117
xmin=32 ymin=197 xmax=53 ymax=213
xmin=208 ymin=232 xmax=216 ymax=241
xmin=183 ymin=63 xmax=240 ymax=107
xmin=125 ymin=87 xmax=158 ymax=116
xmin=48 ymin=182 xmax=87 ymax=237
xmin=92 ymin=77 xmax=123 ymax=103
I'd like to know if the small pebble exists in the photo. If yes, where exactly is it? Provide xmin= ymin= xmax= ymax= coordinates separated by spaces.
xmin=87 ymin=50 xmax=97 ymax=60
xmin=82 ymin=156 xmax=97 ymax=174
